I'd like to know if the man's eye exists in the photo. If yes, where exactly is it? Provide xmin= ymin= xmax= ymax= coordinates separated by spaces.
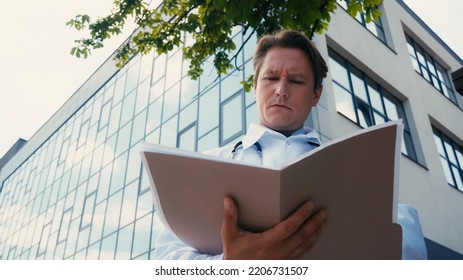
xmin=264 ymin=76 xmax=278 ymax=81
xmin=291 ymin=80 xmax=305 ymax=84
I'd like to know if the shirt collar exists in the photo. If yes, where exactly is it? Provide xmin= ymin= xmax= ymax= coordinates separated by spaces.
xmin=241 ymin=123 xmax=321 ymax=150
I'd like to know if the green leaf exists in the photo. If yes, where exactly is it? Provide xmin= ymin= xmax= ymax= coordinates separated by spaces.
xmin=69 ymin=0 xmax=381 ymax=78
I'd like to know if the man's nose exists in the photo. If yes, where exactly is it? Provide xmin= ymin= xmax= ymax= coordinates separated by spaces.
xmin=275 ymin=79 xmax=290 ymax=98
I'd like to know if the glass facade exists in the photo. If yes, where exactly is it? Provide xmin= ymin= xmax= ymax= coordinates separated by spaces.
xmin=0 ymin=29 xmax=257 ymax=260
xmin=406 ymin=34 xmax=459 ymax=106
xmin=328 ymin=48 xmax=418 ymax=161
xmin=433 ymin=127 xmax=463 ymax=192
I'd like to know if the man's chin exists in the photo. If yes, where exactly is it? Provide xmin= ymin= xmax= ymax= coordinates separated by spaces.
xmin=265 ymin=123 xmax=300 ymax=135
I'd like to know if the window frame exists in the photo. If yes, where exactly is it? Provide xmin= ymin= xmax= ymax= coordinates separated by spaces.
xmin=337 ymin=0 xmax=387 ymax=45
xmin=433 ymin=127 xmax=463 ymax=192
xmin=406 ymin=34 xmax=458 ymax=106
xmin=329 ymin=48 xmax=418 ymax=161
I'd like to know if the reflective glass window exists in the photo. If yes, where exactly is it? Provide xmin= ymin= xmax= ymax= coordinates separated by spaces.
xmin=120 ymin=90 xmax=136 ymax=126
xmin=86 ymin=241 xmax=101 ymax=260
xmin=119 ymin=181 xmax=138 ymax=227
xmin=81 ymin=192 xmax=96 ymax=229
xmin=350 ymin=69 xmax=368 ymax=103
xmin=136 ymin=189 xmax=154 ymax=219
xmin=200 ymin=57 xmax=219 ymax=93
xmin=333 ymin=82 xmax=356 ymax=121
xmin=139 ymin=51 xmax=154 ymax=82
xmin=131 ymin=109 xmax=147 ymax=144
xmin=132 ymin=214 xmax=152 ymax=258
xmin=198 ymin=89 xmax=219 ymax=137
xmin=329 ymin=48 xmax=418 ymax=161
xmin=76 ymin=226 xmax=90 ymax=253
xmin=221 ymin=91 xmax=244 ymax=144
xmin=135 ymin=78 xmax=151 ymax=115
xmin=337 ymin=0 xmax=387 ymax=44
xmin=197 ymin=128 xmax=219 ymax=152
xmin=115 ymin=122 xmax=132 ymax=158
xmin=152 ymin=54 xmax=166 ymax=85
xmin=115 ymin=223 xmax=133 ymax=260
xmin=329 ymin=56 xmax=350 ymax=90
xmin=150 ymin=78 xmax=165 ymax=103
xmin=245 ymin=103 xmax=258 ymax=131
xmin=179 ymin=101 xmax=198 ymax=131
xmin=103 ymin=191 xmax=123 ymax=237
xmin=165 ymin=50 xmax=183 ymax=90
xmin=178 ymin=123 xmax=196 ymax=151
xmin=433 ymin=128 xmax=463 ymax=192
xmin=110 ymin=152 xmax=128 ymax=195
xmin=146 ymin=96 xmax=163 ymax=134
xmin=162 ymin=82 xmax=180 ymax=121
xmin=221 ymin=71 xmax=244 ymax=102
xmin=406 ymin=34 xmax=458 ymax=107
xmin=160 ymin=116 xmax=178 ymax=148
xmin=125 ymin=59 xmax=140 ymax=94
xmin=180 ymin=77 xmax=199 ymax=108
xmin=100 ymin=232 xmax=117 ymax=260
xmin=89 ymin=199 xmax=106 ymax=244
xmin=107 ymin=103 xmax=122 ymax=137
xmin=125 ymin=148 xmax=141 ymax=185
xmin=113 ymin=72 xmax=127 ymax=105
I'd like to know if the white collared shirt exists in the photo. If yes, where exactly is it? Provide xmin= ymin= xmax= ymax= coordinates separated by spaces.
xmin=207 ymin=123 xmax=321 ymax=167
xmin=151 ymin=124 xmax=427 ymax=259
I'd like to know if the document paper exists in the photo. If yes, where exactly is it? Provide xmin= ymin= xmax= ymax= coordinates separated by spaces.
xmin=140 ymin=121 xmax=403 ymax=259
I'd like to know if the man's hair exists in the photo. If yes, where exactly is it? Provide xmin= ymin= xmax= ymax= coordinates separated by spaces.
xmin=253 ymin=29 xmax=328 ymax=90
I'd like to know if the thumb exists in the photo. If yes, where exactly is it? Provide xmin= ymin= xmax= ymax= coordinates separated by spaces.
xmin=221 ymin=196 xmax=239 ymax=240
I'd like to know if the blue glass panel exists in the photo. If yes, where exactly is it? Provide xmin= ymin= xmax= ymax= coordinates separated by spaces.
xmin=132 ymin=214 xmax=152 ymax=258
xmin=178 ymin=124 xmax=196 ymax=151
xmin=120 ymin=181 xmax=138 ymax=227
xmin=89 ymin=200 xmax=106 ymax=244
xmin=160 ymin=116 xmax=178 ymax=148
xmin=103 ymin=190 xmax=123 ymax=237
xmin=333 ymin=83 xmax=356 ymax=121
xmin=197 ymin=128 xmax=219 ymax=152
xmin=221 ymin=92 xmax=244 ymax=142
xmin=198 ymin=89 xmax=219 ymax=136
xmin=100 ymin=232 xmax=117 ymax=260
xmin=179 ymin=101 xmax=198 ymax=131
xmin=115 ymin=223 xmax=134 ymax=260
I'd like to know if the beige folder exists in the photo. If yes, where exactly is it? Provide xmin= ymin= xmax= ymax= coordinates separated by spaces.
xmin=140 ymin=121 xmax=403 ymax=259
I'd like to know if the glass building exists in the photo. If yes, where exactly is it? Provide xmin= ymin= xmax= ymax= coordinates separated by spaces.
xmin=1 ymin=0 xmax=463 ymax=259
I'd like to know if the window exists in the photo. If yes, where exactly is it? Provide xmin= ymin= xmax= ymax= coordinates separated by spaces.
xmin=406 ymin=34 xmax=458 ymax=105
xmin=220 ymin=89 xmax=245 ymax=145
xmin=329 ymin=48 xmax=417 ymax=161
xmin=433 ymin=128 xmax=463 ymax=192
xmin=337 ymin=0 xmax=387 ymax=44
xmin=178 ymin=122 xmax=197 ymax=151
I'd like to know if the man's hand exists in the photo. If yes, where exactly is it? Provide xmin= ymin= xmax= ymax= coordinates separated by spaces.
xmin=221 ymin=196 xmax=326 ymax=260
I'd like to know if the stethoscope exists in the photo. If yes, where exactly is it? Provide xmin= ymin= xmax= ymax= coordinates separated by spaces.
xmin=230 ymin=140 xmax=320 ymax=160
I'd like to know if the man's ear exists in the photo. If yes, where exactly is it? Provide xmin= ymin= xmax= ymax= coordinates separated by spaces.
xmin=311 ymin=85 xmax=323 ymax=107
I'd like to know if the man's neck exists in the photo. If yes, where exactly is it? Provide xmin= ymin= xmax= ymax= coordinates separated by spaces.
xmin=280 ymin=131 xmax=294 ymax=138
xmin=263 ymin=125 xmax=304 ymax=138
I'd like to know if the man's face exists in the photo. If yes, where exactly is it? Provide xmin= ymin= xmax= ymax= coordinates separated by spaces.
xmin=254 ymin=47 xmax=322 ymax=134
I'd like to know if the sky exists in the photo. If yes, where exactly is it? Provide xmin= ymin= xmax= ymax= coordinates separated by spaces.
xmin=0 ymin=0 xmax=462 ymax=159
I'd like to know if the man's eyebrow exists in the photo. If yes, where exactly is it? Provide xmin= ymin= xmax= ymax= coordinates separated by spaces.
xmin=262 ymin=69 xmax=278 ymax=75
xmin=260 ymin=68 xmax=309 ymax=80
xmin=288 ymin=73 xmax=308 ymax=80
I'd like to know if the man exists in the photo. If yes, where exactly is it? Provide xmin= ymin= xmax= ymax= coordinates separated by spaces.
xmin=152 ymin=29 xmax=427 ymax=260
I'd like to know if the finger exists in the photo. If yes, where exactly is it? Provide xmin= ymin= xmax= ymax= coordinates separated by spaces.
xmin=268 ymin=201 xmax=315 ymax=241
xmin=290 ymin=219 xmax=326 ymax=259
xmin=221 ymin=196 xmax=239 ymax=241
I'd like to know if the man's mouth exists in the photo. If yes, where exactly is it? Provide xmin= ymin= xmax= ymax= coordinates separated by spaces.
xmin=271 ymin=103 xmax=291 ymax=110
